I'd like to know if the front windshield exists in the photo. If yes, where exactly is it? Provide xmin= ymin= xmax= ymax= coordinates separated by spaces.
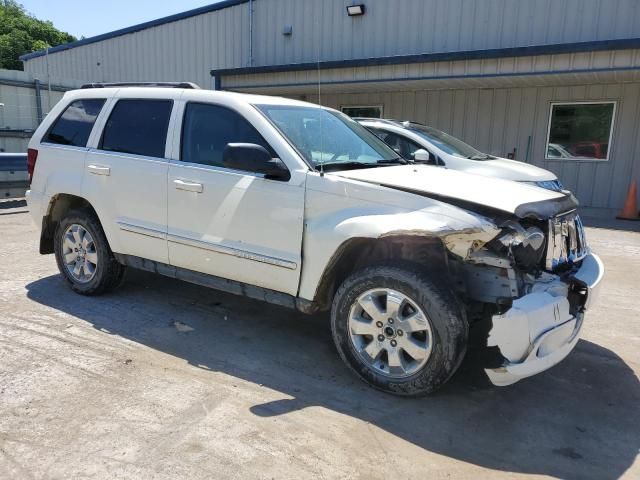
xmin=256 ymin=104 xmax=399 ymax=168
xmin=407 ymin=123 xmax=486 ymax=159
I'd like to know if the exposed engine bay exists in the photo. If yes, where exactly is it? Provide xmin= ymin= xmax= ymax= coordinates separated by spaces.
xmin=440 ymin=195 xmax=603 ymax=386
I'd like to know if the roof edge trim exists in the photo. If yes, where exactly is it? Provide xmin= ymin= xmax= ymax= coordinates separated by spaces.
xmin=222 ymin=65 xmax=640 ymax=91
xmin=210 ymin=38 xmax=640 ymax=77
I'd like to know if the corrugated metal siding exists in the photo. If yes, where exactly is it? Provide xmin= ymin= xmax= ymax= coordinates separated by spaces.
xmin=23 ymin=2 xmax=251 ymax=87
xmin=0 ymin=70 xmax=76 ymax=152
xmin=221 ymin=49 xmax=640 ymax=91
xmin=23 ymin=0 xmax=640 ymax=84
xmin=312 ymin=82 xmax=640 ymax=214
xmin=17 ymin=0 xmax=640 ymax=216
xmin=251 ymin=0 xmax=640 ymax=66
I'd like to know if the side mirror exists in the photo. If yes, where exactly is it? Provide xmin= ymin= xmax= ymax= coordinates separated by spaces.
xmin=223 ymin=143 xmax=290 ymax=181
xmin=413 ymin=149 xmax=432 ymax=163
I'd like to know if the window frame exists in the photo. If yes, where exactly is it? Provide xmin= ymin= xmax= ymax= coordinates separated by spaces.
xmin=544 ymin=100 xmax=617 ymax=162
xmin=340 ymin=104 xmax=384 ymax=119
xmin=42 ymin=98 xmax=107 ymax=149
xmin=98 ymin=98 xmax=174 ymax=159
xmin=178 ymin=101 xmax=282 ymax=177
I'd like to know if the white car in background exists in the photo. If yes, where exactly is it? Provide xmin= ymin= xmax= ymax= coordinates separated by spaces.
xmin=547 ymin=143 xmax=575 ymax=159
xmin=357 ymin=118 xmax=564 ymax=192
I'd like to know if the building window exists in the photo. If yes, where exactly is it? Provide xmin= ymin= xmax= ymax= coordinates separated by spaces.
xmin=341 ymin=105 xmax=383 ymax=119
xmin=545 ymin=102 xmax=616 ymax=161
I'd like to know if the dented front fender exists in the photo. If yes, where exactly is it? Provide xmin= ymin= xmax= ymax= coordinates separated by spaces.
xmin=298 ymin=172 xmax=501 ymax=302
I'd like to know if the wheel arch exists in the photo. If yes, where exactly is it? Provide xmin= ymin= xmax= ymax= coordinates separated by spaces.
xmin=310 ymin=234 xmax=450 ymax=312
xmin=39 ymin=194 xmax=102 ymax=254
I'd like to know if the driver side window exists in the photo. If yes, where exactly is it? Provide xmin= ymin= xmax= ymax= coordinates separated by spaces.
xmin=371 ymin=129 xmax=434 ymax=163
xmin=181 ymin=103 xmax=275 ymax=167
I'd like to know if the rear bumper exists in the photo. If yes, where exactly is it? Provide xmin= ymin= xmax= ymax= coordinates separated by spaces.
xmin=485 ymin=253 xmax=604 ymax=386
xmin=25 ymin=189 xmax=44 ymax=227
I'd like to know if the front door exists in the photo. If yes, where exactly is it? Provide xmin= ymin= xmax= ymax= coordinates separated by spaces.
xmin=167 ymin=101 xmax=305 ymax=295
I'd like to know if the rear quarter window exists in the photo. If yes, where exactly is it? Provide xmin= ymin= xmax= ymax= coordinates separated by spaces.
xmin=44 ymin=99 xmax=106 ymax=147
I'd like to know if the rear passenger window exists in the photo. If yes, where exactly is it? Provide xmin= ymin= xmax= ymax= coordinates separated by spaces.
xmin=45 ymin=99 xmax=105 ymax=147
xmin=181 ymin=103 xmax=274 ymax=167
xmin=100 ymin=99 xmax=173 ymax=158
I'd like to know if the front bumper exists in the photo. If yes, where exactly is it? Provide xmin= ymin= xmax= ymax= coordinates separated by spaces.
xmin=485 ymin=253 xmax=604 ymax=386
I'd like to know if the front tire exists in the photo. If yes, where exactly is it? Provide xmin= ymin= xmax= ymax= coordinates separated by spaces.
xmin=54 ymin=209 xmax=125 ymax=295
xmin=331 ymin=264 xmax=467 ymax=396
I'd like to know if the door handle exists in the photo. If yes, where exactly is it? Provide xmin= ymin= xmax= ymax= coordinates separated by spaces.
xmin=173 ymin=179 xmax=203 ymax=193
xmin=87 ymin=164 xmax=111 ymax=176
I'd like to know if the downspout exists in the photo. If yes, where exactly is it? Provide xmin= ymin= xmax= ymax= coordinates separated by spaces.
xmin=46 ymin=46 xmax=52 ymax=111
xmin=249 ymin=0 xmax=254 ymax=67
xmin=34 ymin=79 xmax=43 ymax=124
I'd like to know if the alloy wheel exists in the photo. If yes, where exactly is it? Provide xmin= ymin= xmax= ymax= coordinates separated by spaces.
xmin=348 ymin=288 xmax=433 ymax=378
xmin=62 ymin=224 xmax=98 ymax=283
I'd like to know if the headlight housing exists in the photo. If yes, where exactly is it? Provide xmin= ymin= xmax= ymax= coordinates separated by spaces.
xmin=530 ymin=179 xmax=564 ymax=192
xmin=495 ymin=221 xmax=546 ymax=269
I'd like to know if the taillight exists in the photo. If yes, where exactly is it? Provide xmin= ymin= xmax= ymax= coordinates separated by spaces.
xmin=27 ymin=148 xmax=38 ymax=182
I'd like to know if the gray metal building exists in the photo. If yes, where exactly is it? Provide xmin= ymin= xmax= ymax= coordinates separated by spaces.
xmin=0 ymin=70 xmax=80 ymax=153
xmin=19 ymin=0 xmax=640 ymax=217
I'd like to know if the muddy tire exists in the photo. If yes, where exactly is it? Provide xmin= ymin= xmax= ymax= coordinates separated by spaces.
xmin=331 ymin=264 xmax=467 ymax=396
xmin=54 ymin=209 xmax=125 ymax=295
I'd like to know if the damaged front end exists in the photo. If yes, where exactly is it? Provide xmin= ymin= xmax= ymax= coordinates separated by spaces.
xmin=483 ymin=252 xmax=603 ymax=386
xmin=447 ymin=205 xmax=604 ymax=386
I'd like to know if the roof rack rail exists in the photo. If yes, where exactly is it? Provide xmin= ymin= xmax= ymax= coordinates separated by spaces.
xmin=352 ymin=117 xmax=403 ymax=126
xmin=80 ymin=82 xmax=201 ymax=89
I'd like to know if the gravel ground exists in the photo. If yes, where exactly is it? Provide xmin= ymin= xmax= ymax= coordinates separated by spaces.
xmin=1 ymin=200 xmax=638 ymax=479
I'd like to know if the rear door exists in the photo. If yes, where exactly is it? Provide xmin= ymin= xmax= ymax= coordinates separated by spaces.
xmin=82 ymin=91 xmax=179 ymax=263
xmin=166 ymin=100 xmax=306 ymax=295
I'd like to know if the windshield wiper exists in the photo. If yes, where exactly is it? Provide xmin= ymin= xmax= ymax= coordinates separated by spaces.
xmin=316 ymin=158 xmax=406 ymax=172
xmin=467 ymin=154 xmax=492 ymax=160
xmin=316 ymin=161 xmax=380 ymax=171
xmin=376 ymin=157 xmax=408 ymax=165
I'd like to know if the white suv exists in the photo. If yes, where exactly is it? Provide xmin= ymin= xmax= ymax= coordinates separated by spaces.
xmin=26 ymin=83 xmax=603 ymax=395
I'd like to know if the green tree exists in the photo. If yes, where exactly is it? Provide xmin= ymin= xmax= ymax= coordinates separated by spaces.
xmin=0 ymin=0 xmax=76 ymax=70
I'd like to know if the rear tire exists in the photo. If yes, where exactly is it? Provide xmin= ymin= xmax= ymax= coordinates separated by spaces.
xmin=331 ymin=264 xmax=467 ymax=396
xmin=54 ymin=209 xmax=125 ymax=295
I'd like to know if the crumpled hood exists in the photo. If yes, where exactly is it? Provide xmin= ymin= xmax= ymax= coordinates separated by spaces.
xmin=333 ymin=164 xmax=576 ymax=219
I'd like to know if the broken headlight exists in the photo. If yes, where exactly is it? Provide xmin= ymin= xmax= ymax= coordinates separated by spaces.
xmin=530 ymin=179 xmax=564 ymax=192
xmin=495 ymin=221 xmax=546 ymax=269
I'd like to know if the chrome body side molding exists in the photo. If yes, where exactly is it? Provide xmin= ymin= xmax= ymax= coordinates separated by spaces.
xmin=116 ymin=221 xmax=167 ymax=240
xmin=167 ymin=233 xmax=297 ymax=270
xmin=116 ymin=221 xmax=297 ymax=270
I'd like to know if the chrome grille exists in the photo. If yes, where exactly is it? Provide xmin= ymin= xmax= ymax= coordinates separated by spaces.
xmin=545 ymin=212 xmax=588 ymax=270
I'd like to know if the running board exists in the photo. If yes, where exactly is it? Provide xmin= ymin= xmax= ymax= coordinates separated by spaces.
xmin=114 ymin=253 xmax=318 ymax=314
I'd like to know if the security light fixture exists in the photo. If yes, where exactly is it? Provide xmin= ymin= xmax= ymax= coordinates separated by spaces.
xmin=346 ymin=4 xmax=365 ymax=16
